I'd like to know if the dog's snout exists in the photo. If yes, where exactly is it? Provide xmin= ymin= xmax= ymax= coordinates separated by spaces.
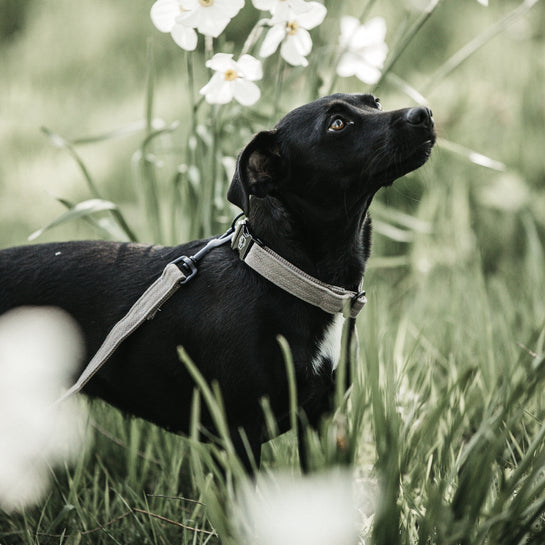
xmin=406 ymin=107 xmax=434 ymax=128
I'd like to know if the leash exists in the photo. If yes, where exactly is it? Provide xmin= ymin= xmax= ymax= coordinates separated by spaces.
xmin=57 ymin=217 xmax=366 ymax=402
xmin=55 ymin=228 xmax=235 ymax=404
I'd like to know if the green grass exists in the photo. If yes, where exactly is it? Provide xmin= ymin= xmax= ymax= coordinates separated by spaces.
xmin=1 ymin=0 xmax=545 ymax=543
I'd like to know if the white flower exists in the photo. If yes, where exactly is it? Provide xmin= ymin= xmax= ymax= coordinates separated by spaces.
xmin=150 ymin=0 xmax=244 ymax=50
xmin=0 ymin=308 xmax=87 ymax=512
xmin=178 ymin=0 xmax=245 ymax=38
xmin=200 ymin=53 xmax=263 ymax=105
xmin=259 ymin=2 xmax=327 ymax=67
xmin=150 ymin=0 xmax=198 ymax=50
xmin=252 ymin=0 xmax=311 ymax=19
xmin=336 ymin=16 xmax=388 ymax=85
xmin=477 ymin=0 xmax=488 ymax=5
xmin=236 ymin=470 xmax=363 ymax=545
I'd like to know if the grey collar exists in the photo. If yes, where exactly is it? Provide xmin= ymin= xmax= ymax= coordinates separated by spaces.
xmin=231 ymin=219 xmax=366 ymax=319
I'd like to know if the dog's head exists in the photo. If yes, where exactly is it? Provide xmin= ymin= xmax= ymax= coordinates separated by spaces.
xmin=228 ymin=93 xmax=435 ymax=218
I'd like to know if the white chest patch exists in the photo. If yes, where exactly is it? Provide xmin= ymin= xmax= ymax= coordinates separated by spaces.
xmin=311 ymin=314 xmax=345 ymax=374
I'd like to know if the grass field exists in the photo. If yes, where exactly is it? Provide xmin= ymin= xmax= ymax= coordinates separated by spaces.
xmin=1 ymin=0 xmax=545 ymax=543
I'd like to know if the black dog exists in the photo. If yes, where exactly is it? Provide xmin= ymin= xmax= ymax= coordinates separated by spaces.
xmin=0 ymin=93 xmax=435 ymax=470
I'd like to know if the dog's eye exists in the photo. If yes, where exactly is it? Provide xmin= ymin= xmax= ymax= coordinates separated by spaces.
xmin=328 ymin=117 xmax=346 ymax=132
xmin=375 ymin=98 xmax=382 ymax=110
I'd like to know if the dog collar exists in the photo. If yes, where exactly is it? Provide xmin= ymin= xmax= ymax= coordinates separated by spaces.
xmin=231 ymin=219 xmax=366 ymax=318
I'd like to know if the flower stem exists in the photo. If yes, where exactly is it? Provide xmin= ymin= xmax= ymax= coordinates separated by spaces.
xmin=240 ymin=18 xmax=269 ymax=57
xmin=185 ymin=50 xmax=196 ymax=130
xmin=273 ymin=55 xmax=285 ymax=119
xmin=204 ymin=34 xmax=214 ymax=61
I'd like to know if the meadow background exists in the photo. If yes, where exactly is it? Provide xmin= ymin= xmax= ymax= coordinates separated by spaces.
xmin=1 ymin=0 xmax=545 ymax=543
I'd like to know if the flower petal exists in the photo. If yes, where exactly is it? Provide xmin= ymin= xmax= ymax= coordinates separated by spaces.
xmin=291 ymin=27 xmax=313 ymax=56
xmin=296 ymin=2 xmax=327 ymax=30
xmin=339 ymin=15 xmax=360 ymax=48
xmin=171 ymin=23 xmax=198 ymax=50
xmin=206 ymin=53 xmax=236 ymax=72
xmin=150 ymin=0 xmax=181 ymax=32
xmin=216 ymin=0 xmax=245 ymax=17
xmin=200 ymin=73 xmax=234 ymax=104
xmin=336 ymin=51 xmax=360 ymax=77
xmin=179 ymin=0 xmax=199 ymax=9
xmin=236 ymin=54 xmax=263 ymax=81
xmin=178 ymin=10 xmax=231 ymax=38
xmin=233 ymin=79 xmax=261 ymax=106
xmin=363 ymin=42 xmax=388 ymax=68
xmin=259 ymin=24 xmax=286 ymax=57
xmin=252 ymin=0 xmax=277 ymax=10
xmin=354 ymin=62 xmax=382 ymax=84
xmin=280 ymin=36 xmax=309 ymax=66
xmin=363 ymin=17 xmax=387 ymax=43
xmin=289 ymin=0 xmax=314 ymax=14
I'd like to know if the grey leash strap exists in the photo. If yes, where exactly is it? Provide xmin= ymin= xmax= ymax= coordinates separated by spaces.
xmin=56 ymin=230 xmax=234 ymax=404
xmin=56 ymin=263 xmax=187 ymax=404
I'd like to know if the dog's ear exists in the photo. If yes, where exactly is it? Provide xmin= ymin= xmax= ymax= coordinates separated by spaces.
xmin=227 ymin=130 xmax=283 ymax=214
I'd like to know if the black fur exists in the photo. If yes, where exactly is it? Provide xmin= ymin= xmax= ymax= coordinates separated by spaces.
xmin=0 ymin=93 xmax=435 ymax=470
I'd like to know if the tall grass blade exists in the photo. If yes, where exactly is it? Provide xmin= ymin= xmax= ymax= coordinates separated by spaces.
xmin=28 ymin=198 xmax=118 ymax=241
xmin=373 ymin=0 xmax=444 ymax=90
xmin=438 ymin=137 xmax=507 ymax=171
xmin=277 ymin=335 xmax=298 ymax=436
xmin=424 ymin=0 xmax=541 ymax=93
xmin=41 ymin=127 xmax=138 ymax=241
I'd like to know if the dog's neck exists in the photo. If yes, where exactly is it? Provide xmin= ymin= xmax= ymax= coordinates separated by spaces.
xmin=247 ymin=196 xmax=372 ymax=292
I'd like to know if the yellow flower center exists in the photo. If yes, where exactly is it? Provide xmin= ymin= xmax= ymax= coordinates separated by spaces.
xmin=224 ymin=69 xmax=238 ymax=81
xmin=199 ymin=0 xmax=214 ymax=6
xmin=287 ymin=20 xmax=299 ymax=35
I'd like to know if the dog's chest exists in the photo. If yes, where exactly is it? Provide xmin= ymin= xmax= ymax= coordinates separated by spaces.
xmin=311 ymin=314 xmax=345 ymax=374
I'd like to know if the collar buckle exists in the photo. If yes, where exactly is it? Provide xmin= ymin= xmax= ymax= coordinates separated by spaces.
xmin=231 ymin=219 xmax=255 ymax=260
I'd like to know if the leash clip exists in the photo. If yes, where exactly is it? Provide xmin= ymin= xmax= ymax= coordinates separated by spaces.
xmin=169 ymin=255 xmax=198 ymax=284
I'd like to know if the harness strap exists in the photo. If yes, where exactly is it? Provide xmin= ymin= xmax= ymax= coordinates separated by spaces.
xmin=231 ymin=219 xmax=366 ymax=319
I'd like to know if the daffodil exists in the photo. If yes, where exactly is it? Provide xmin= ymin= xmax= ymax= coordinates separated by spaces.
xmin=200 ymin=53 xmax=263 ymax=105
xmin=252 ymin=0 xmax=311 ymax=19
xmin=259 ymin=2 xmax=327 ymax=67
xmin=150 ymin=0 xmax=198 ymax=50
xmin=150 ymin=0 xmax=245 ymax=50
xmin=177 ymin=0 xmax=245 ymax=38
xmin=336 ymin=16 xmax=388 ymax=85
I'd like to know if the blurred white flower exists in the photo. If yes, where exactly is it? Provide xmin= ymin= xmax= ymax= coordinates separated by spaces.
xmin=259 ymin=2 xmax=327 ymax=67
xmin=252 ymin=0 xmax=312 ymax=19
xmin=150 ymin=0 xmax=244 ymax=49
xmin=477 ymin=0 xmax=489 ymax=5
xmin=336 ymin=16 xmax=388 ymax=85
xmin=236 ymin=470 xmax=362 ymax=545
xmin=0 ymin=307 xmax=87 ymax=512
xmin=200 ymin=53 xmax=263 ymax=105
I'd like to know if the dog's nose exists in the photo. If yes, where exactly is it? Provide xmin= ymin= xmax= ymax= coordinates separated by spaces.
xmin=406 ymin=107 xmax=434 ymax=128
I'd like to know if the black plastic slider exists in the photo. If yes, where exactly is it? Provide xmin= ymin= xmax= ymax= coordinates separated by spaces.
xmin=231 ymin=220 xmax=255 ymax=261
